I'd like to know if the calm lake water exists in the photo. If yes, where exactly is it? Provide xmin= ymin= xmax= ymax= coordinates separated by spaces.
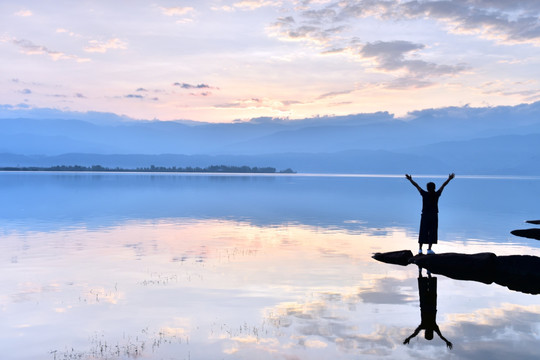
xmin=2 ymin=172 xmax=540 ymax=360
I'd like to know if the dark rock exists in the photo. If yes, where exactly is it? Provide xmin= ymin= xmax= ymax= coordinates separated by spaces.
xmin=511 ymin=228 xmax=540 ymax=240
xmin=526 ymin=220 xmax=540 ymax=225
xmin=372 ymin=250 xmax=414 ymax=266
xmin=495 ymin=255 xmax=540 ymax=295
xmin=373 ymin=250 xmax=540 ymax=295
xmin=413 ymin=252 xmax=497 ymax=284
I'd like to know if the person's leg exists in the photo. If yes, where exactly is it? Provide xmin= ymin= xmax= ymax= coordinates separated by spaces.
xmin=426 ymin=215 xmax=437 ymax=254
xmin=418 ymin=214 xmax=427 ymax=254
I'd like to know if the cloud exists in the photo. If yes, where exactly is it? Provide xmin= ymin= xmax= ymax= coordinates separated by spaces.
xmin=214 ymin=97 xmax=300 ymax=110
xmin=317 ymin=89 xmax=354 ymax=99
xmin=56 ymin=28 xmax=81 ymax=37
xmin=173 ymin=82 xmax=218 ymax=94
xmin=359 ymin=40 xmax=470 ymax=77
xmin=18 ymin=91 xmax=88 ymax=99
xmin=268 ymin=5 xmax=465 ymax=88
xmin=124 ymin=94 xmax=158 ymax=101
xmin=320 ymin=0 xmax=540 ymax=45
xmin=10 ymin=38 xmax=90 ymax=62
xmin=211 ymin=5 xmax=235 ymax=12
xmin=14 ymin=9 xmax=32 ymax=17
xmin=174 ymin=18 xmax=194 ymax=24
xmin=171 ymin=82 xmax=214 ymax=97
xmin=159 ymin=6 xmax=195 ymax=23
xmin=357 ymin=40 xmax=469 ymax=88
xmin=481 ymin=86 xmax=540 ymax=102
xmin=233 ymin=0 xmax=282 ymax=10
xmin=385 ymin=76 xmax=434 ymax=90
xmin=160 ymin=6 xmax=194 ymax=16
xmin=269 ymin=15 xmax=346 ymax=46
xmin=360 ymin=41 xmax=425 ymax=69
xmin=84 ymin=38 xmax=127 ymax=53
xmin=173 ymin=82 xmax=212 ymax=89
xmin=281 ymin=100 xmax=303 ymax=106
xmin=301 ymin=7 xmax=340 ymax=24
xmin=10 ymin=78 xmax=49 ymax=87
xmin=269 ymin=1 xmax=540 ymax=91
xmin=478 ymin=79 xmax=540 ymax=97
xmin=395 ymin=0 xmax=540 ymax=45
xmin=214 ymin=98 xmax=261 ymax=108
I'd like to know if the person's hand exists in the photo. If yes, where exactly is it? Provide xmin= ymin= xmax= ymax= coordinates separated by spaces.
xmin=449 ymin=173 xmax=455 ymax=180
xmin=405 ymin=174 xmax=412 ymax=180
xmin=403 ymin=338 xmax=410 ymax=345
xmin=446 ymin=341 xmax=453 ymax=349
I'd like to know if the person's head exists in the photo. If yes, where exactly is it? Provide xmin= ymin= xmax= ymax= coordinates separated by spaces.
xmin=426 ymin=182 xmax=436 ymax=192
xmin=425 ymin=329 xmax=434 ymax=340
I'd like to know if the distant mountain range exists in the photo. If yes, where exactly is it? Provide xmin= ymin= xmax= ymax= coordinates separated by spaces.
xmin=1 ymin=102 xmax=540 ymax=174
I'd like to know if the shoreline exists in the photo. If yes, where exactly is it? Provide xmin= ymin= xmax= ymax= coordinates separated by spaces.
xmin=1 ymin=169 xmax=539 ymax=180
xmin=0 ymin=165 xmax=296 ymax=174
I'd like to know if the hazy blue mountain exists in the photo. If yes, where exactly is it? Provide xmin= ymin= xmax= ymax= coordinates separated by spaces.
xmin=1 ymin=102 xmax=540 ymax=174
xmin=402 ymin=133 xmax=540 ymax=174
xmin=0 ymin=150 xmax=444 ymax=174
xmin=0 ymin=105 xmax=133 ymax=125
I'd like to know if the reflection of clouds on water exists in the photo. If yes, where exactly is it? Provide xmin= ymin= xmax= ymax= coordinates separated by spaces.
xmin=445 ymin=304 xmax=540 ymax=360
xmin=9 ymin=282 xmax=60 ymax=303
xmin=79 ymin=286 xmax=123 ymax=305
xmin=256 ymin=278 xmax=418 ymax=357
xmin=9 ymin=281 xmax=123 ymax=307
xmin=228 ymin=274 xmax=540 ymax=359
xmin=4 ymin=217 xmax=404 ymax=359
xmin=221 ymin=336 xmax=281 ymax=356
xmin=335 ymin=325 xmax=401 ymax=356
xmin=359 ymin=277 xmax=417 ymax=305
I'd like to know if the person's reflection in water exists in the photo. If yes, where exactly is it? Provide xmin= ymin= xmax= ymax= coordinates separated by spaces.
xmin=403 ymin=268 xmax=453 ymax=349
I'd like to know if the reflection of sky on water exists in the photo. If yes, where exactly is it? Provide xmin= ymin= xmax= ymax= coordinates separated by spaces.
xmin=2 ymin=173 xmax=540 ymax=359
xmin=2 ymin=172 xmax=540 ymax=240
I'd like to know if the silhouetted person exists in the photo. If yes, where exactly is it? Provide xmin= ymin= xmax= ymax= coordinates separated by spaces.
xmin=405 ymin=173 xmax=455 ymax=254
xmin=403 ymin=270 xmax=453 ymax=349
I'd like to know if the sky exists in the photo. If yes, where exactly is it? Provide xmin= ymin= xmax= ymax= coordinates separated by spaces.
xmin=2 ymin=0 xmax=540 ymax=123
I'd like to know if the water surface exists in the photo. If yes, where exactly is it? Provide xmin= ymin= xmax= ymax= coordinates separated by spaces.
xmin=1 ymin=172 xmax=540 ymax=359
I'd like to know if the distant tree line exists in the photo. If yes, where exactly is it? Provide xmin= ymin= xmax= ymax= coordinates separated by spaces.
xmin=0 ymin=164 xmax=296 ymax=174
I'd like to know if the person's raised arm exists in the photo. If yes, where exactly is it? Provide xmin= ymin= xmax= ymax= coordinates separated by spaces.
xmin=405 ymin=174 xmax=423 ymax=193
xmin=403 ymin=326 xmax=421 ymax=345
xmin=435 ymin=327 xmax=453 ymax=349
xmin=438 ymin=173 xmax=455 ymax=193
